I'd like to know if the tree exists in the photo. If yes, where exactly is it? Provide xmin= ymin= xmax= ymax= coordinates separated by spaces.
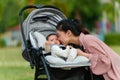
xmin=69 ymin=0 xmax=102 ymax=30
xmin=0 ymin=0 xmax=103 ymax=33
xmin=0 ymin=0 xmax=28 ymax=33
xmin=34 ymin=0 xmax=102 ymax=31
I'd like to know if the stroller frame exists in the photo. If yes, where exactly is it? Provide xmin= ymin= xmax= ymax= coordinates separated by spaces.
xmin=19 ymin=5 xmax=58 ymax=80
xmin=19 ymin=5 xmax=104 ymax=80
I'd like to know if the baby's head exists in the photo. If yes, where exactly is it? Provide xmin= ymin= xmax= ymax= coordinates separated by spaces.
xmin=46 ymin=34 xmax=60 ymax=44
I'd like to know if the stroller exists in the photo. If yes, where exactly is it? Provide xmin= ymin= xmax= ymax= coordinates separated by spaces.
xmin=19 ymin=5 xmax=104 ymax=80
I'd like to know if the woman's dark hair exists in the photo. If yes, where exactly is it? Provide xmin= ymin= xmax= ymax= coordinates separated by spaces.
xmin=56 ymin=19 xmax=90 ymax=36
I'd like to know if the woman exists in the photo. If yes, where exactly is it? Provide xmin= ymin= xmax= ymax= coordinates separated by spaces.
xmin=56 ymin=19 xmax=120 ymax=80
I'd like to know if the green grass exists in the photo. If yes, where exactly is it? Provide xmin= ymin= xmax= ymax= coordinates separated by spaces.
xmin=0 ymin=47 xmax=34 ymax=80
xmin=0 ymin=46 xmax=120 ymax=80
xmin=109 ymin=45 xmax=120 ymax=55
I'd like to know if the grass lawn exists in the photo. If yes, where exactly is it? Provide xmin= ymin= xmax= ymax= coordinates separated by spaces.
xmin=109 ymin=45 xmax=120 ymax=55
xmin=0 ymin=45 xmax=120 ymax=80
xmin=0 ymin=47 xmax=34 ymax=80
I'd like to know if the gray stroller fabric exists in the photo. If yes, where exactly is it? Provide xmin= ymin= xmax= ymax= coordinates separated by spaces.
xmin=21 ymin=7 xmax=66 ymax=61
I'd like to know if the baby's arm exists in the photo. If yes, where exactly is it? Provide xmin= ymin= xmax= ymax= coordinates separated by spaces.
xmin=45 ymin=41 xmax=51 ymax=53
xmin=66 ymin=47 xmax=77 ymax=62
xmin=51 ymin=45 xmax=70 ymax=58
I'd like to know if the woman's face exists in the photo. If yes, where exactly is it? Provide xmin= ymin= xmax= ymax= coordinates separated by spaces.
xmin=57 ymin=30 xmax=70 ymax=46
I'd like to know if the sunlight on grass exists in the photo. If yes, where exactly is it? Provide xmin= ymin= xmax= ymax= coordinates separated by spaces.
xmin=109 ymin=45 xmax=120 ymax=55
xmin=0 ymin=66 xmax=34 ymax=80
xmin=0 ymin=47 xmax=34 ymax=80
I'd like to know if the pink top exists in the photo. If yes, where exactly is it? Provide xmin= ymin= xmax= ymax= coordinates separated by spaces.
xmin=79 ymin=33 xmax=120 ymax=80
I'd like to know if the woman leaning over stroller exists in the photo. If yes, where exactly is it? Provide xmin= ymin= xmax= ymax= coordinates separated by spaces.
xmin=56 ymin=19 xmax=120 ymax=80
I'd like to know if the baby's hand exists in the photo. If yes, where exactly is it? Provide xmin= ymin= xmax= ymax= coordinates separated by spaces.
xmin=45 ymin=41 xmax=51 ymax=46
xmin=45 ymin=41 xmax=55 ymax=46
xmin=45 ymin=41 xmax=51 ymax=53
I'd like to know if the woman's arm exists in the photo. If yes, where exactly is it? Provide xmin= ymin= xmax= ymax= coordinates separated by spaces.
xmin=51 ymin=45 xmax=70 ymax=58
xmin=77 ymin=49 xmax=90 ymax=58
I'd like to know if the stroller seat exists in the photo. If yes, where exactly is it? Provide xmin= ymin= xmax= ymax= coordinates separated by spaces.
xmin=30 ymin=31 xmax=91 ymax=68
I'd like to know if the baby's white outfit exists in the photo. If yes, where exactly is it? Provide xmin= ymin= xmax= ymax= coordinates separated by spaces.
xmin=45 ymin=45 xmax=77 ymax=64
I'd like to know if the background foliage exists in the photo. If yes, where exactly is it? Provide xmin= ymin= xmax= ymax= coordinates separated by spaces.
xmin=0 ymin=0 xmax=28 ymax=33
xmin=0 ymin=0 xmax=118 ymax=33
xmin=104 ymin=33 xmax=120 ymax=45
xmin=34 ymin=0 xmax=102 ymax=30
xmin=0 ymin=0 xmax=107 ymax=33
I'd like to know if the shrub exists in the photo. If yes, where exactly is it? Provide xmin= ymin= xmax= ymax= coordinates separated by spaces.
xmin=104 ymin=33 xmax=120 ymax=45
xmin=0 ymin=38 xmax=6 ymax=47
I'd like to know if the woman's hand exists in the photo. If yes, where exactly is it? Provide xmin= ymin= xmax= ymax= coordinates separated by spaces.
xmin=77 ymin=49 xmax=84 ymax=56
xmin=77 ymin=49 xmax=90 ymax=58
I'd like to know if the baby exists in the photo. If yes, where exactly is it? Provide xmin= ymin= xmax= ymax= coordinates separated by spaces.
xmin=45 ymin=33 xmax=77 ymax=63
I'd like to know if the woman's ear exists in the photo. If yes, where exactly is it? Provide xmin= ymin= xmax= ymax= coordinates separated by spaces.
xmin=66 ymin=30 xmax=72 ymax=37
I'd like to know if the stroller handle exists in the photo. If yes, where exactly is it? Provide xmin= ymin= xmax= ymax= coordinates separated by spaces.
xmin=19 ymin=5 xmax=42 ymax=16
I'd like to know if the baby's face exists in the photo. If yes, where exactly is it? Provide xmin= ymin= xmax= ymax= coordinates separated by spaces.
xmin=48 ymin=35 xmax=60 ymax=44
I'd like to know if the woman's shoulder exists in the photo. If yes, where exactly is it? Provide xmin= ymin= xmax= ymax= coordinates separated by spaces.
xmin=80 ymin=33 xmax=97 ymax=41
xmin=79 ymin=33 xmax=101 ymax=46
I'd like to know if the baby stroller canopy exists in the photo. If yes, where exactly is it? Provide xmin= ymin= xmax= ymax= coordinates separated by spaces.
xmin=23 ymin=6 xmax=66 ymax=39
